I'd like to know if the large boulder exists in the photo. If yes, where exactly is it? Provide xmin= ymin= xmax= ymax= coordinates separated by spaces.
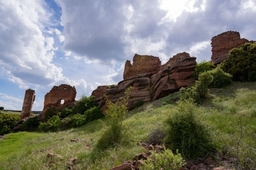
xmin=92 ymin=52 xmax=196 ymax=112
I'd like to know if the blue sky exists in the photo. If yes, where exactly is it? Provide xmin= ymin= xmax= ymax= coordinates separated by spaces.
xmin=0 ymin=0 xmax=256 ymax=111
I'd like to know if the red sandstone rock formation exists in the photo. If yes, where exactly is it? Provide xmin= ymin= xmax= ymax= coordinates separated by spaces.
xmin=211 ymin=31 xmax=250 ymax=64
xmin=40 ymin=84 xmax=76 ymax=120
xmin=92 ymin=52 xmax=196 ymax=112
xmin=20 ymin=89 xmax=35 ymax=120
xmin=123 ymin=54 xmax=161 ymax=79
xmin=151 ymin=52 xmax=196 ymax=100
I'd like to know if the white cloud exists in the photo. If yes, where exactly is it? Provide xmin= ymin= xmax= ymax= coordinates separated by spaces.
xmin=0 ymin=92 xmax=23 ymax=110
xmin=1 ymin=0 xmax=256 ymax=110
xmin=0 ymin=0 xmax=64 ymax=88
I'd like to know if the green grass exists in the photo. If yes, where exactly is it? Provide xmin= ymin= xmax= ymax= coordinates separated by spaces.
xmin=0 ymin=82 xmax=256 ymax=169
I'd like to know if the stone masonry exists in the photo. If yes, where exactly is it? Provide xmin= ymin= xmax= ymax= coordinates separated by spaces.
xmin=20 ymin=89 xmax=35 ymax=120
xmin=40 ymin=84 xmax=76 ymax=120
xmin=211 ymin=31 xmax=249 ymax=64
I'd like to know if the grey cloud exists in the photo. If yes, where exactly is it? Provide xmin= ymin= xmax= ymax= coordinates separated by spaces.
xmin=164 ymin=0 xmax=256 ymax=61
xmin=56 ymin=0 xmax=167 ymax=62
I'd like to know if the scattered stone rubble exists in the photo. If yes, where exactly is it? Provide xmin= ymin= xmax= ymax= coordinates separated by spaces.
xmin=110 ymin=143 xmax=237 ymax=170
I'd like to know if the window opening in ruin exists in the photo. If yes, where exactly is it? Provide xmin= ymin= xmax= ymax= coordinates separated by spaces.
xmin=60 ymin=99 xmax=65 ymax=105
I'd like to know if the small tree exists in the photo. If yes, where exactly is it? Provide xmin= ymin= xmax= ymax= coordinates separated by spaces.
xmin=73 ymin=96 xmax=97 ymax=114
xmin=94 ymin=87 xmax=132 ymax=151
xmin=165 ymin=101 xmax=216 ymax=160
xmin=222 ymin=42 xmax=256 ymax=82
xmin=180 ymin=71 xmax=213 ymax=104
xmin=195 ymin=60 xmax=215 ymax=80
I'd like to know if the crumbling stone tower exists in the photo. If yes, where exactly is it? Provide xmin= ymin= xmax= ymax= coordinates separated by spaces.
xmin=20 ymin=89 xmax=35 ymax=120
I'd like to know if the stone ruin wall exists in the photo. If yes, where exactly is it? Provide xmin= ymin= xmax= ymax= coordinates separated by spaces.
xmin=42 ymin=84 xmax=77 ymax=113
xmin=211 ymin=31 xmax=249 ymax=64
xmin=123 ymin=54 xmax=161 ymax=79
xmin=20 ymin=89 xmax=35 ymax=120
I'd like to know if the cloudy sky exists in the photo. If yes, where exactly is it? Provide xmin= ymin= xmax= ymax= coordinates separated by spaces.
xmin=0 ymin=0 xmax=256 ymax=111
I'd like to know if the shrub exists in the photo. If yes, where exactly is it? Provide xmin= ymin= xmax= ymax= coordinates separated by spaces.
xmin=222 ymin=42 xmax=256 ymax=82
xmin=0 ymin=107 xmax=4 ymax=110
xmin=84 ymin=106 xmax=104 ymax=123
xmin=208 ymin=67 xmax=232 ymax=88
xmin=165 ymin=101 xmax=216 ymax=160
xmin=94 ymin=87 xmax=131 ymax=151
xmin=145 ymin=128 xmax=166 ymax=145
xmin=180 ymin=71 xmax=213 ymax=103
xmin=60 ymin=106 xmax=74 ymax=118
xmin=70 ymin=114 xmax=86 ymax=128
xmin=60 ymin=117 xmax=72 ymax=130
xmin=39 ymin=115 xmax=61 ymax=132
xmin=195 ymin=61 xmax=215 ymax=80
xmin=18 ymin=116 xmax=40 ymax=131
xmin=44 ymin=107 xmax=59 ymax=121
xmin=0 ymin=113 xmax=20 ymax=135
xmin=73 ymin=96 xmax=97 ymax=114
xmin=141 ymin=148 xmax=185 ymax=170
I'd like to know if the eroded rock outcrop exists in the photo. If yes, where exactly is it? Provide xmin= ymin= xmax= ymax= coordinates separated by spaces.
xmin=211 ymin=31 xmax=250 ymax=64
xmin=40 ymin=84 xmax=76 ymax=120
xmin=20 ymin=89 xmax=35 ymax=120
xmin=92 ymin=52 xmax=196 ymax=112
xmin=123 ymin=54 xmax=161 ymax=79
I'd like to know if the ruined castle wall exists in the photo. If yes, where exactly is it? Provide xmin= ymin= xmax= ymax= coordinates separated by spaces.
xmin=211 ymin=31 xmax=249 ymax=64
xmin=20 ymin=89 xmax=35 ymax=120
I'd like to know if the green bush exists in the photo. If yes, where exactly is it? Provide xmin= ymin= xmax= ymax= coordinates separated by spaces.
xmin=141 ymin=148 xmax=185 ymax=170
xmin=180 ymin=71 xmax=213 ymax=103
xmin=39 ymin=115 xmax=61 ymax=132
xmin=208 ymin=67 xmax=232 ymax=88
xmin=44 ymin=107 xmax=59 ymax=121
xmin=60 ymin=106 xmax=74 ymax=118
xmin=145 ymin=128 xmax=166 ymax=145
xmin=59 ymin=116 xmax=72 ymax=130
xmin=84 ymin=106 xmax=104 ymax=123
xmin=222 ymin=42 xmax=256 ymax=82
xmin=0 ymin=113 xmax=20 ymax=135
xmin=94 ymin=87 xmax=131 ymax=151
xmin=195 ymin=61 xmax=215 ymax=80
xmin=18 ymin=116 xmax=40 ymax=131
xmin=74 ymin=96 xmax=97 ymax=114
xmin=165 ymin=101 xmax=216 ymax=160
xmin=0 ymin=107 xmax=4 ymax=110
xmin=70 ymin=114 xmax=86 ymax=128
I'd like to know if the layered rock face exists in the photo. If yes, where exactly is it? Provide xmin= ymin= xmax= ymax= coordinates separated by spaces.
xmin=211 ymin=31 xmax=249 ymax=64
xmin=40 ymin=84 xmax=76 ymax=120
xmin=92 ymin=52 xmax=196 ymax=112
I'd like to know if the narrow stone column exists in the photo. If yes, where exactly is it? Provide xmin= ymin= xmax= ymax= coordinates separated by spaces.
xmin=20 ymin=89 xmax=35 ymax=120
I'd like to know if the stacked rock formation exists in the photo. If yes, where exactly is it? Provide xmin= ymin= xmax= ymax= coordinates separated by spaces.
xmin=211 ymin=31 xmax=250 ymax=64
xmin=91 ymin=52 xmax=196 ymax=112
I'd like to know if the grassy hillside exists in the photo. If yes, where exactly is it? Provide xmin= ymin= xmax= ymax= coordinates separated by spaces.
xmin=0 ymin=82 xmax=256 ymax=169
